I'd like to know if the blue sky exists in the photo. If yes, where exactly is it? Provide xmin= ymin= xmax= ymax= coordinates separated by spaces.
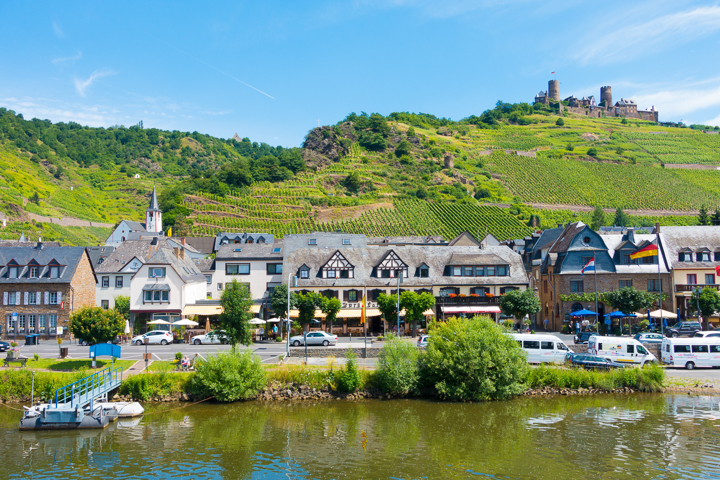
xmin=1 ymin=0 xmax=720 ymax=147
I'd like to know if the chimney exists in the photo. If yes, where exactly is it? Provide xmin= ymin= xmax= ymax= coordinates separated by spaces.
xmin=173 ymin=247 xmax=180 ymax=258
xmin=35 ymin=242 xmax=43 ymax=250
xmin=180 ymin=247 xmax=185 ymax=260
xmin=180 ymin=237 xmax=186 ymax=245
xmin=626 ymin=228 xmax=635 ymax=244
xmin=151 ymin=237 xmax=158 ymax=246
xmin=655 ymin=222 xmax=661 ymax=233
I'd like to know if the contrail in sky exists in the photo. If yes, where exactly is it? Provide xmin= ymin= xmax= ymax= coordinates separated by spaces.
xmin=156 ymin=38 xmax=275 ymax=100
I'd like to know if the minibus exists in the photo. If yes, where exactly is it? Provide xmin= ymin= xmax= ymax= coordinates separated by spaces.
xmin=587 ymin=336 xmax=656 ymax=366
xmin=511 ymin=334 xmax=571 ymax=364
xmin=661 ymin=337 xmax=720 ymax=369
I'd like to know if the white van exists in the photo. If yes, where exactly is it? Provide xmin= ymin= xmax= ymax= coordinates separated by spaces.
xmin=661 ymin=337 xmax=720 ymax=369
xmin=587 ymin=336 xmax=656 ymax=366
xmin=511 ymin=334 xmax=571 ymax=364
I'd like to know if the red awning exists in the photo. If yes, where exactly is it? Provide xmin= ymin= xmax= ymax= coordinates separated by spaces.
xmin=441 ymin=306 xmax=501 ymax=314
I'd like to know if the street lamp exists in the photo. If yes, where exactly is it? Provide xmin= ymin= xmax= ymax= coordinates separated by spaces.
xmin=287 ymin=274 xmax=297 ymax=357
xmin=693 ymin=286 xmax=704 ymax=329
xmin=396 ymin=271 xmax=403 ymax=336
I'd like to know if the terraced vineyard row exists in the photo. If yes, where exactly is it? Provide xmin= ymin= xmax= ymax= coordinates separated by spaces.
xmin=623 ymin=131 xmax=720 ymax=165
xmin=486 ymin=152 xmax=720 ymax=210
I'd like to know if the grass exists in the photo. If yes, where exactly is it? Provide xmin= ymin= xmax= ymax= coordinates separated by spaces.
xmin=525 ymin=363 xmax=666 ymax=392
xmin=22 ymin=358 xmax=136 ymax=371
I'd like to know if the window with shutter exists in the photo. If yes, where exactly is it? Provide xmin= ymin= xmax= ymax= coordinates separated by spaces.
xmin=24 ymin=292 xmax=28 ymax=305
xmin=2 ymin=292 xmax=7 ymax=305
xmin=44 ymin=292 xmax=50 ymax=304
xmin=37 ymin=291 xmax=41 ymax=305
xmin=57 ymin=292 xmax=62 ymax=304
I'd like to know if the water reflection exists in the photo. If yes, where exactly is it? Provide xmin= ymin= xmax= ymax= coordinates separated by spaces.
xmin=1 ymin=394 xmax=720 ymax=479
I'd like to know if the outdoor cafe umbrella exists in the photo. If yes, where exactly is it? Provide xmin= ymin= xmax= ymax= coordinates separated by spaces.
xmin=124 ymin=320 xmax=130 ymax=334
xmin=248 ymin=319 xmax=266 ymax=325
xmin=265 ymin=317 xmax=281 ymax=323
xmin=147 ymin=319 xmax=171 ymax=325
xmin=570 ymin=309 xmax=597 ymax=317
xmin=173 ymin=318 xmax=199 ymax=326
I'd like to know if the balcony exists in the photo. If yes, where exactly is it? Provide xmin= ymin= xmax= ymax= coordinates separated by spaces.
xmin=675 ymin=284 xmax=720 ymax=293
xmin=436 ymin=295 xmax=500 ymax=305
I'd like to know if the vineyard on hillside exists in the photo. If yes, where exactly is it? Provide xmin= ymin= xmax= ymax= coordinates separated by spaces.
xmin=188 ymin=195 xmax=533 ymax=241
xmin=622 ymin=132 xmax=720 ymax=165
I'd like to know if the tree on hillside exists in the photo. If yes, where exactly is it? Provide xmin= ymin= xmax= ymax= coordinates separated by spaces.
xmin=712 ymin=208 xmax=720 ymax=226
xmin=343 ymin=172 xmax=362 ymax=193
xmin=499 ymin=289 xmax=540 ymax=329
xmin=400 ymin=291 xmax=435 ymax=337
xmin=270 ymin=284 xmax=295 ymax=339
xmin=395 ymin=140 xmax=412 ymax=157
xmin=69 ymin=307 xmax=125 ymax=345
xmin=590 ymin=206 xmax=606 ymax=230
xmin=698 ymin=205 xmax=711 ymax=225
xmin=614 ymin=207 xmax=628 ymax=227
xmin=30 ymin=192 xmax=40 ymax=205
xmin=319 ymin=296 xmax=342 ymax=334
xmin=219 ymin=280 xmax=253 ymax=348
xmin=689 ymin=288 xmax=720 ymax=331
xmin=555 ymin=118 xmax=565 ymax=126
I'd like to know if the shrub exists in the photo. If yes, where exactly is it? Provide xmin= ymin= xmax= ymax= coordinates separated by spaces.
xmin=525 ymin=363 xmax=664 ymax=392
xmin=336 ymin=349 xmax=361 ymax=393
xmin=423 ymin=316 xmax=529 ymax=401
xmin=377 ymin=334 xmax=420 ymax=395
xmin=191 ymin=350 xmax=266 ymax=402
xmin=555 ymin=118 xmax=565 ymax=126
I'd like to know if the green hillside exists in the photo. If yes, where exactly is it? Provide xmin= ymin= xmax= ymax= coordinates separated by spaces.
xmin=0 ymin=103 xmax=717 ymax=245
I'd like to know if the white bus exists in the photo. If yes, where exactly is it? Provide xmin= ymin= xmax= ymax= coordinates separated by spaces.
xmin=661 ymin=337 xmax=720 ymax=370
xmin=587 ymin=336 xmax=656 ymax=366
xmin=511 ymin=334 xmax=571 ymax=364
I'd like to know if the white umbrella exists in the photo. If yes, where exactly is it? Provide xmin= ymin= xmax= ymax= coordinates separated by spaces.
xmin=148 ymin=319 xmax=171 ymax=325
xmin=124 ymin=320 xmax=130 ymax=334
xmin=265 ymin=317 xmax=281 ymax=323
xmin=173 ymin=318 xmax=199 ymax=326
xmin=248 ymin=319 xmax=266 ymax=325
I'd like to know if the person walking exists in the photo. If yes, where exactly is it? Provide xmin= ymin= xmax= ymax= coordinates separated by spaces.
xmin=544 ymin=318 xmax=549 ymax=331
xmin=575 ymin=321 xmax=580 ymax=335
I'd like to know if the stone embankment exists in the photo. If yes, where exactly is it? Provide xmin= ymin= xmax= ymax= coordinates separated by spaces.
xmin=287 ymin=346 xmax=383 ymax=358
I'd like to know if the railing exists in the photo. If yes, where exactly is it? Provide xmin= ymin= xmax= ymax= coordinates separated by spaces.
xmin=436 ymin=296 xmax=500 ymax=305
xmin=675 ymin=284 xmax=720 ymax=292
xmin=54 ymin=366 xmax=124 ymax=408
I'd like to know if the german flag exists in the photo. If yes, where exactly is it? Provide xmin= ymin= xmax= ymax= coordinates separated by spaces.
xmin=630 ymin=241 xmax=658 ymax=260
xmin=360 ymin=295 xmax=366 ymax=324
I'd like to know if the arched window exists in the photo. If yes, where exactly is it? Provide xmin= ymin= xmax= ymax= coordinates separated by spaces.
xmin=572 ymin=302 xmax=583 ymax=312
xmin=121 ymin=236 xmax=125 ymax=242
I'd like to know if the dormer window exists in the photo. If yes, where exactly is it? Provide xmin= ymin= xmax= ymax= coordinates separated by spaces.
xmin=376 ymin=250 xmax=408 ymax=279
xmin=309 ymin=238 xmax=317 ymax=245
xmin=343 ymin=239 xmax=351 ymax=245
xmin=679 ymin=252 xmax=693 ymax=262
xmin=698 ymin=251 xmax=711 ymax=262
xmin=299 ymin=265 xmax=310 ymax=279
xmin=327 ymin=270 xmax=336 ymax=278
xmin=8 ymin=267 xmax=18 ymax=279
xmin=257 ymin=236 xmax=266 ymax=244
xmin=29 ymin=267 xmax=38 ymax=278
xmin=50 ymin=267 xmax=59 ymax=278
xmin=419 ymin=265 xmax=429 ymax=278
xmin=321 ymin=251 xmax=354 ymax=279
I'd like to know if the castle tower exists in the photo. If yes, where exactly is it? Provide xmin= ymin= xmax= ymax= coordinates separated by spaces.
xmin=146 ymin=186 xmax=162 ymax=233
xmin=548 ymin=79 xmax=560 ymax=101
xmin=600 ymin=86 xmax=612 ymax=107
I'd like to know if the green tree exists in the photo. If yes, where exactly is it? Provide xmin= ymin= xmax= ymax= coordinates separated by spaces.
xmin=689 ymin=288 xmax=720 ymax=330
xmin=614 ymin=207 xmax=628 ymax=227
xmin=343 ymin=172 xmax=362 ymax=193
xmin=406 ymin=126 xmax=416 ymax=137
xmin=712 ymin=208 xmax=720 ymax=226
xmin=295 ymin=292 xmax=321 ymax=333
xmin=377 ymin=293 xmax=399 ymax=333
xmin=698 ymin=205 xmax=711 ymax=225
xmin=590 ymin=206 xmax=606 ymax=230
xmin=113 ymin=295 xmax=130 ymax=321
xmin=30 ymin=192 xmax=40 ymax=205
xmin=400 ymin=291 xmax=435 ymax=337
xmin=603 ymin=287 xmax=653 ymax=315
xmin=423 ymin=316 xmax=529 ymax=401
xmin=270 ymin=284 xmax=295 ymax=339
xmin=555 ymin=118 xmax=565 ymax=126
xmin=320 ymin=296 xmax=342 ymax=334
xmin=69 ymin=307 xmax=125 ymax=345
xmin=219 ymin=280 xmax=253 ymax=348
xmin=587 ymin=147 xmax=598 ymax=157
xmin=395 ymin=139 xmax=412 ymax=157
xmin=499 ymin=289 xmax=540 ymax=329
xmin=377 ymin=334 xmax=420 ymax=395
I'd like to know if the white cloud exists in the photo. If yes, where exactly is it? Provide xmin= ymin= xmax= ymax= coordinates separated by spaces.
xmin=575 ymin=6 xmax=720 ymax=64
xmin=1 ymin=97 xmax=111 ymax=127
xmin=202 ymin=110 xmax=232 ymax=116
xmin=74 ymin=70 xmax=116 ymax=97
xmin=633 ymin=82 xmax=720 ymax=118
xmin=52 ymin=21 xmax=64 ymax=39
xmin=52 ymin=52 xmax=82 ymax=64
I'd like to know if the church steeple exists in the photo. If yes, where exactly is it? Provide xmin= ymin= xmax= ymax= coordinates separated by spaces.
xmin=146 ymin=187 xmax=162 ymax=233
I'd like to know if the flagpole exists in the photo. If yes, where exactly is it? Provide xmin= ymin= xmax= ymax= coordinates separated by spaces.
xmin=656 ymin=223 xmax=663 ymax=336
xmin=594 ymin=249 xmax=599 ymax=336
xmin=363 ymin=287 xmax=367 ymax=356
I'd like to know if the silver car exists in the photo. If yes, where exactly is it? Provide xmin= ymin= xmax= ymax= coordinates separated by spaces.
xmin=417 ymin=335 xmax=429 ymax=348
xmin=190 ymin=330 xmax=228 ymax=345
xmin=289 ymin=331 xmax=337 ymax=347
xmin=131 ymin=330 xmax=173 ymax=346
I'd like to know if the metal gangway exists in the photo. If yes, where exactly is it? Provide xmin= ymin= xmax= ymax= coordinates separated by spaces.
xmin=53 ymin=365 xmax=124 ymax=411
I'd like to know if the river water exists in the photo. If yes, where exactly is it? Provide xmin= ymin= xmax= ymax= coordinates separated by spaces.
xmin=2 ymin=394 xmax=720 ymax=479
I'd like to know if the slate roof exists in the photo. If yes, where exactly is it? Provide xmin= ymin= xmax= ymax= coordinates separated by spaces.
xmin=448 ymin=253 xmax=507 ymax=266
xmin=601 ymin=233 xmax=669 ymax=274
xmin=0 ymin=240 xmax=61 ymax=248
xmin=549 ymin=222 xmax=587 ymax=254
xmin=213 ymin=232 xmax=275 ymax=251
xmin=144 ymin=248 xmax=206 ymax=284
xmin=284 ymin=245 xmax=527 ymax=288
xmin=182 ymin=237 xmax=215 ymax=254
xmin=0 ymin=246 xmax=87 ymax=284
xmin=215 ymin=242 xmax=284 ymax=261
xmin=95 ymin=238 xmax=200 ymax=279
xmin=531 ymin=227 xmax=564 ymax=253
xmin=660 ymin=226 xmax=720 ymax=270
xmin=367 ymin=235 xmax=445 ymax=245
xmin=194 ymin=258 xmax=215 ymax=272
xmin=148 ymin=187 xmax=160 ymax=211
xmin=124 ymin=220 xmax=146 ymax=231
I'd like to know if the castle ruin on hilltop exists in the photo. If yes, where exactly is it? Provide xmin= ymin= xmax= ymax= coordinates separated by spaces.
xmin=534 ymin=79 xmax=658 ymax=122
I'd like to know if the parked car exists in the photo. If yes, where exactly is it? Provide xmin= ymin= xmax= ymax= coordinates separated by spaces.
xmin=131 ymin=330 xmax=174 ymax=346
xmin=693 ymin=331 xmax=720 ymax=338
xmin=569 ymin=354 xmax=624 ymax=370
xmin=574 ymin=331 xmax=597 ymax=345
xmin=666 ymin=322 xmax=702 ymax=338
xmin=289 ymin=331 xmax=338 ymax=347
xmin=0 ymin=340 xmax=9 ymax=352
xmin=634 ymin=333 xmax=664 ymax=344
xmin=190 ymin=330 xmax=228 ymax=345
xmin=417 ymin=335 xmax=429 ymax=348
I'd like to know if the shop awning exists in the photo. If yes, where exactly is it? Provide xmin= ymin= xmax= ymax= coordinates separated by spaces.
xmin=399 ymin=309 xmax=436 ymax=316
xmin=289 ymin=309 xmax=326 ymax=318
xmin=336 ymin=308 xmax=382 ymax=318
xmin=441 ymin=306 xmax=501 ymax=314
xmin=183 ymin=304 xmax=223 ymax=316
xmin=250 ymin=304 xmax=261 ymax=314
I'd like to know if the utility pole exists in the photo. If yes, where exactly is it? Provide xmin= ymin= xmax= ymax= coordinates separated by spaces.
xmin=396 ymin=271 xmax=403 ymax=336
xmin=287 ymin=274 xmax=297 ymax=357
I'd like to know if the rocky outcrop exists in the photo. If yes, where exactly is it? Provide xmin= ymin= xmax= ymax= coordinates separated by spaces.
xmin=302 ymin=122 xmax=357 ymax=166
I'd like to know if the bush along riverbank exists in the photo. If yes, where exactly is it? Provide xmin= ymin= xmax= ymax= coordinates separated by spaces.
xmin=2 ymin=317 xmax=668 ymax=404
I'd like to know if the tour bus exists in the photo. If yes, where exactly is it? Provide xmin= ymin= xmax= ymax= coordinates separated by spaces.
xmin=511 ymin=334 xmax=571 ymax=364
xmin=661 ymin=337 xmax=720 ymax=370
xmin=587 ymin=336 xmax=656 ymax=366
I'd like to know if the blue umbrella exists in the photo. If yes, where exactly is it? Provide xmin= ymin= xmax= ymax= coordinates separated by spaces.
xmin=570 ymin=309 xmax=598 ymax=316
xmin=605 ymin=311 xmax=634 ymax=318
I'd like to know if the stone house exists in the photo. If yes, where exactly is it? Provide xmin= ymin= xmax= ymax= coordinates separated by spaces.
xmin=0 ymin=243 xmax=96 ymax=340
xmin=536 ymin=222 xmax=672 ymax=331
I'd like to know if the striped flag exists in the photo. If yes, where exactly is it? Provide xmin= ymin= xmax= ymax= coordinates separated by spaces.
xmin=360 ymin=295 xmax=365 ymax=324
xmin=551 ymin=71 xmax=555 ymax=74
xmin=630 ymin=240 xmax=658 ymax=260
xmin=581 ymin=257 xmax=595 ymax=276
